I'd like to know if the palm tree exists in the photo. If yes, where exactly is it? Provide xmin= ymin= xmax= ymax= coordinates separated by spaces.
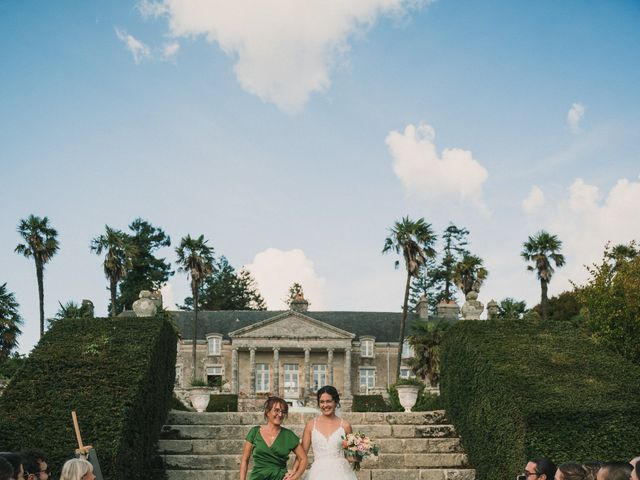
xmin=521 ymin=230 xmax=566 ymax=321
xmin=15 ymin=215 xmax=59 ymax=338
xmin=407 ymin=319 xmax=451 ymax=386
xmin=453 ymin=253 xmax=488 ymax=296
xmin=0 ymin=283 xmax=23 ymax=362
xmin=90 ymin=226 xmax=135 ymax=317
xmin=176 ymin=234 xmax=215 ymax=382
xmin=497 ymin=297 xmax=527 ymax=320
xmin=383 ymin=216 xmax=437 ymax=380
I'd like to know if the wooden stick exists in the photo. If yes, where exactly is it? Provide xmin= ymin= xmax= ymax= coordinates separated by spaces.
xmin=71 ymin=411 xmax=84 ymax=450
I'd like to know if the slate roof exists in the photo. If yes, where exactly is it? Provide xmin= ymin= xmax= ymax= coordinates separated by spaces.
xmin=164 ymin=310 xmax=424 ymax=343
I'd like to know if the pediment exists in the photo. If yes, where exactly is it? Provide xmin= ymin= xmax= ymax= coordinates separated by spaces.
xmin=229 ymin=311 xmax=355 ymax=340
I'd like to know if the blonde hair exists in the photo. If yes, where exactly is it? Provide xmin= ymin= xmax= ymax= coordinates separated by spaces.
xmin=60 ymin=458 xmax=93 ymax=480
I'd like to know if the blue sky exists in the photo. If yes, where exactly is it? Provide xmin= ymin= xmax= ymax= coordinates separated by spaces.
xmin=2 ymin=0 xmax=639 ymax=354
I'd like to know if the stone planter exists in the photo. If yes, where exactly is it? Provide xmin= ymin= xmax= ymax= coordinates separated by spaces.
xmin=396 ymin=385 xmax=420 ymax=412
xmin=188 ymin=387 xmax=212 ymax=412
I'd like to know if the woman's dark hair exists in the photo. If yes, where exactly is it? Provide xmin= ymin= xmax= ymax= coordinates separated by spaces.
xmin=316 ymin=385 xmax=340 ymax=407
xmin=263 ymin=396 xmax=288 ymax=419
xmin=530 ymin=457 xmax=557 ymax=480
xmin=0 ymin=453 xmax=21 ymax=479
xmin=581 ymin=461 xmax=601 ymax=480
xmin=557 ymin=462 xmax=587 ymax=480
xmin=0 ymin=457 xmax=13 ymax=480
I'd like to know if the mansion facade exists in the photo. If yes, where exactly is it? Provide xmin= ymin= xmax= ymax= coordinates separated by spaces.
xmin=170 ymin=296 xmax=432 ymax=410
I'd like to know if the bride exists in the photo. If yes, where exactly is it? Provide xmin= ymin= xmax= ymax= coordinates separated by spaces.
xmin=301 ymin=386 xmax=357 ymax=480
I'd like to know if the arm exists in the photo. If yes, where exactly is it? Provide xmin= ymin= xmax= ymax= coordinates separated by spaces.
xmin=289 ymin=422 xmax=312 ymax=476
xmin=284 ymin=444 xmax=308 ymax=480
xmin=342 ymin=420 xmax=357 ymax=463
xmin=239 ymin=440 xmax=253 ymax=480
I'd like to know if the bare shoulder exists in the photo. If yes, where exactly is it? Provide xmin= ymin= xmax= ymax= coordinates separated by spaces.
xmin=341 ymin=418 xmax=353 ymax=430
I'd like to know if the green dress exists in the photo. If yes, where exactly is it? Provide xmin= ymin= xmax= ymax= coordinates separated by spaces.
xmin=246 ymin=425 xmax=300 ymax=480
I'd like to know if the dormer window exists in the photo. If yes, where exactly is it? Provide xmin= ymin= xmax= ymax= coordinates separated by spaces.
xmin=207 ymin=334 xmax=222 ymax=356
xmin=360 ymin=337 xmax=375 ymax=358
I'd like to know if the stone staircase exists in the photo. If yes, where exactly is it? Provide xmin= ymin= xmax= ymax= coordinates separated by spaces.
xmin=158 ymin=410 xmax=475 ymax=480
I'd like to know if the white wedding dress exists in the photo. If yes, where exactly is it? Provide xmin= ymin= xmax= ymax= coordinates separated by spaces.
xmin=307 ymin=418 xmax=357 ymax=480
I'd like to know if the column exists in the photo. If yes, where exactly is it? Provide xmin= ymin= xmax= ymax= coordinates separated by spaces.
xmin=327 ymin=348 xmax=334 ymax=386
xmin=273 ymin=347 xmax=280 ymax=396
xmin=249 ymin=347 xmax=256 ymax=397
xmin=304 ymin=347 xmax=311 ymax=397
xmin=231 ymin=348 xmax=239 ymax=394
xmin=344 ymin=347 xmax=352 ymax=397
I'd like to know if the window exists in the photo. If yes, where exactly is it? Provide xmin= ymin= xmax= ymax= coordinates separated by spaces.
xmin=312 ymin=364 xmax=327 ymax=392
xmin=206 ymin=365 xmax=223 ymax=388
xmin=359 ymin=368 xmax=375 ymax=392
xmin=402 ymin=340 xmax=414 ymax=359
xmin=207 ymin=335 xmax=222 ymax=356
xmin=284 ymin=364 xmax=299 ymax=396
xmin=256 ymin=364 xmax=270 ymax=392
xmin=400 ymin=367 xmax=415 ymax=379
xmin=175 ymin=366 xmax=183 ymax=387
xmin=361 ymin=338 xmax=374 ymax=358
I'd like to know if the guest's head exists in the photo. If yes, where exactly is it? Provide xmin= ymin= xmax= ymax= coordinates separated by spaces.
xmin=21 ymin=449 xmax=48 ymax=480
xmin=632 ymin=459 xmax=640 ymax=480
xmin=262 ymin=396 xmax=288 ymax=424
xmin=0 ymin=454 xmax=23 ymax=480
xmin=60 ymin=459 xmax=94 ymax=480
xmin=0 ymin=457 xmax=13 ymax=480
xmin=582 ymin=461 xmax=601 ymax=480
xmin=555 ymin=462 xmax=587 ymax=480
xmin=525 ymin=457 xmax=557 ymax=480
xmin=596 ymin=461 xmax=632 ymax=480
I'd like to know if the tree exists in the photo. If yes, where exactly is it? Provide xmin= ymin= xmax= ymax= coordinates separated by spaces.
xmin=284 ymin=282 xmax=309 ymax=307
xmin=90 ymin=226 xmax=135 ymax=317
xmin=576 ymin=241 xmax=640 ymax=364
xmin=181 ymin=256 xmax=266 ymax=311
xmin=434 ymin=224 xmax=469 ymax=302
xmin=15 ymin=215 xmax=59 ymax=337
xmin=408 ymin=257 xmax=439 ymax=314
xmin=118 ymin=218 xmax=173 ymax=311
xmin=496 ymin=297 xmax=527 ymax=320
xmin=53 ymin=300 xmax=94 ymax=321
xmin=0 ymin=283 xmax=23 ymax=362
xmin=176 ymin=234 xmax=215 ymax=381
xmin=453 ymin=253 xmax=488 ymax=296
xmin=531 ymin=290 xmax=581 ymax=322
xmin=407 ymin=319 xmax=451 ymax=386
xmin=383 ymin=216 xmax=437 ymax=379
xmin=521 ymin=230 xmax=566 ymax=321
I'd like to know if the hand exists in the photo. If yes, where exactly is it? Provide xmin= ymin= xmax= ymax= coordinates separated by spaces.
xmin=346 ymin=456 xmax=360 ymax=463
xmin=282 ymin=470 xmax=297 ymax=480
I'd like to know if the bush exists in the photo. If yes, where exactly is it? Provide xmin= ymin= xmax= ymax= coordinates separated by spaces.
xmin=440 ymin=319 xmax=640 ymax=480
xmin=0 ymin=316 xmax=177 ymax=480
xmin=171 ymin=394 xmax=191 ymax=412
xmin=352 ymin=395 xmax=389 ymax=412
xmin=387 ymin=385 xmax=442 ymax=412
xmin=206 ymin=394 xmax=238 ymax=412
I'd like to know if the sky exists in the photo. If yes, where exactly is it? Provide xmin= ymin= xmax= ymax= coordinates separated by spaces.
xmin=1 ymin=0 xmax=639 ymax=354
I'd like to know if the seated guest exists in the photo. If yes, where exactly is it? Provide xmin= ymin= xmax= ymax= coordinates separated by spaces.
xmin=60 ymin=458 xmax=95 ymax=480
xmin=582 ymin=461 xmax=601 ymax=480
xmin=21 ymin=450 xmax=49 ymax=480
xmin=524 ymin=457 xmax=557 ymax=480
xmin=555 ymin=462 xmax=587 ymax=480
xmin=0 ymin=457 xmax=13 ymax=480
xmin=596 ymin=461 xmax=632 ymax=480
xmin=0 ymin=454 xmax=23 ymax=480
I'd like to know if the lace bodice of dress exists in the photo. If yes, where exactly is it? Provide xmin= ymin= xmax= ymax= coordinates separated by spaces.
xmin=311 ymin=420 xmax=345 ymax=461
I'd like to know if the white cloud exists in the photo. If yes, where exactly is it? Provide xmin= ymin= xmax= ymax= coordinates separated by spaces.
xmin=245 ymin=248 xmax=327 ymax=310
xmin=160 ymin=282 xmax=175 ymax=309
xmin=522 ymin=185 xmax=545 ymax=214
xmin=137 ymin=0 xmax=430 ymax=113
xmin=162 ymin=42 xmax=180 ymax=60
xmin=567 ymin=102 xmax=585 ymax=133
xmin=115 ymin=27 xmax=151 ymax=64
xmin=386 ymin=122 xmax=489 ymax=211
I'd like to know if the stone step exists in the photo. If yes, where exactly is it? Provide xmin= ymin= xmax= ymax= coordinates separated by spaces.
xmin=166 ymin=410 xmax=448 ymax=426
xmin=162 ymin=453 xmax=469 ymax=470
xmin=164 ymin=469 xmax=475 ymax=480
xmin=158 ymin=437 xmax=464 ymax=455
xmin=160 ymin=423 xmax=457 ymax=440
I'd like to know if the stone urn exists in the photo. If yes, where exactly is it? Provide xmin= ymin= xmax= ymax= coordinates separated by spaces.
xmin=396 ymin=385 xmax=420 ymax=412
xmin=188 ymin=387 xmax=212 ymax=412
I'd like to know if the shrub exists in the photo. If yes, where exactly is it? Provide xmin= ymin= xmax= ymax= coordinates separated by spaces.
xmin=387 ymin=385 xmax=442 ymax=412
xmin=352 ymin=395 xmax=389 ymax=412
xmin=206 ymin=394 xmax=238 ymax=412
xmin=171 ymin=394 xmax=191 ymax=412
xmin=440 ymin=319 xmax=640 ymax=480
xmin=0 ymin=316 xmax=177 ymax=480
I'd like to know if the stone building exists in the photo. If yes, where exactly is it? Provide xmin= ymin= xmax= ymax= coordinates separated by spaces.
xmin=171 ymin=295 xmax=433 ymax=410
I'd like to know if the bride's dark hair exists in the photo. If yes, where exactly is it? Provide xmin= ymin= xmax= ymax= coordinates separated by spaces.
xmin=316 ymin=385 xmax=340 ymax=407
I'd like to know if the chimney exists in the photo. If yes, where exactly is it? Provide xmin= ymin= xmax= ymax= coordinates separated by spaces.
xmin=416 ymin=294 xmax=429 ymax=320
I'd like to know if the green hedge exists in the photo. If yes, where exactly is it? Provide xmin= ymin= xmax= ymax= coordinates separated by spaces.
xmin=206 ymin=394 xmax=238 ymax=412
xmin=352 ymin=395 xmax=389 ymax=412
xmin=440 ymin=319 xmax=640 ymax=480
xmin=0 ymin=316 xmax=177 ymax=480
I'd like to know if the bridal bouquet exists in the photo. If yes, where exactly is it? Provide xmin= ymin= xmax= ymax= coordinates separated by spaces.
xmin=341 ymin=432 xmax=379 ymax=471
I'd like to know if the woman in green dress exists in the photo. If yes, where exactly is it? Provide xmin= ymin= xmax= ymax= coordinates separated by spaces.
xmin=240 ymin=396 xmax=307 ymax=480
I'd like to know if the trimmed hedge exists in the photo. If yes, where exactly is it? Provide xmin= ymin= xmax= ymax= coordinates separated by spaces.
xmin=206 ymin=394 xmax=238 ymax=412
xmin=440 ymin=319 xmax=640 ymax=480
xmin=0 ymin=316 xmax=177 ymax=480
xmin=352 ymin=395 xmax=389 ymax=412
